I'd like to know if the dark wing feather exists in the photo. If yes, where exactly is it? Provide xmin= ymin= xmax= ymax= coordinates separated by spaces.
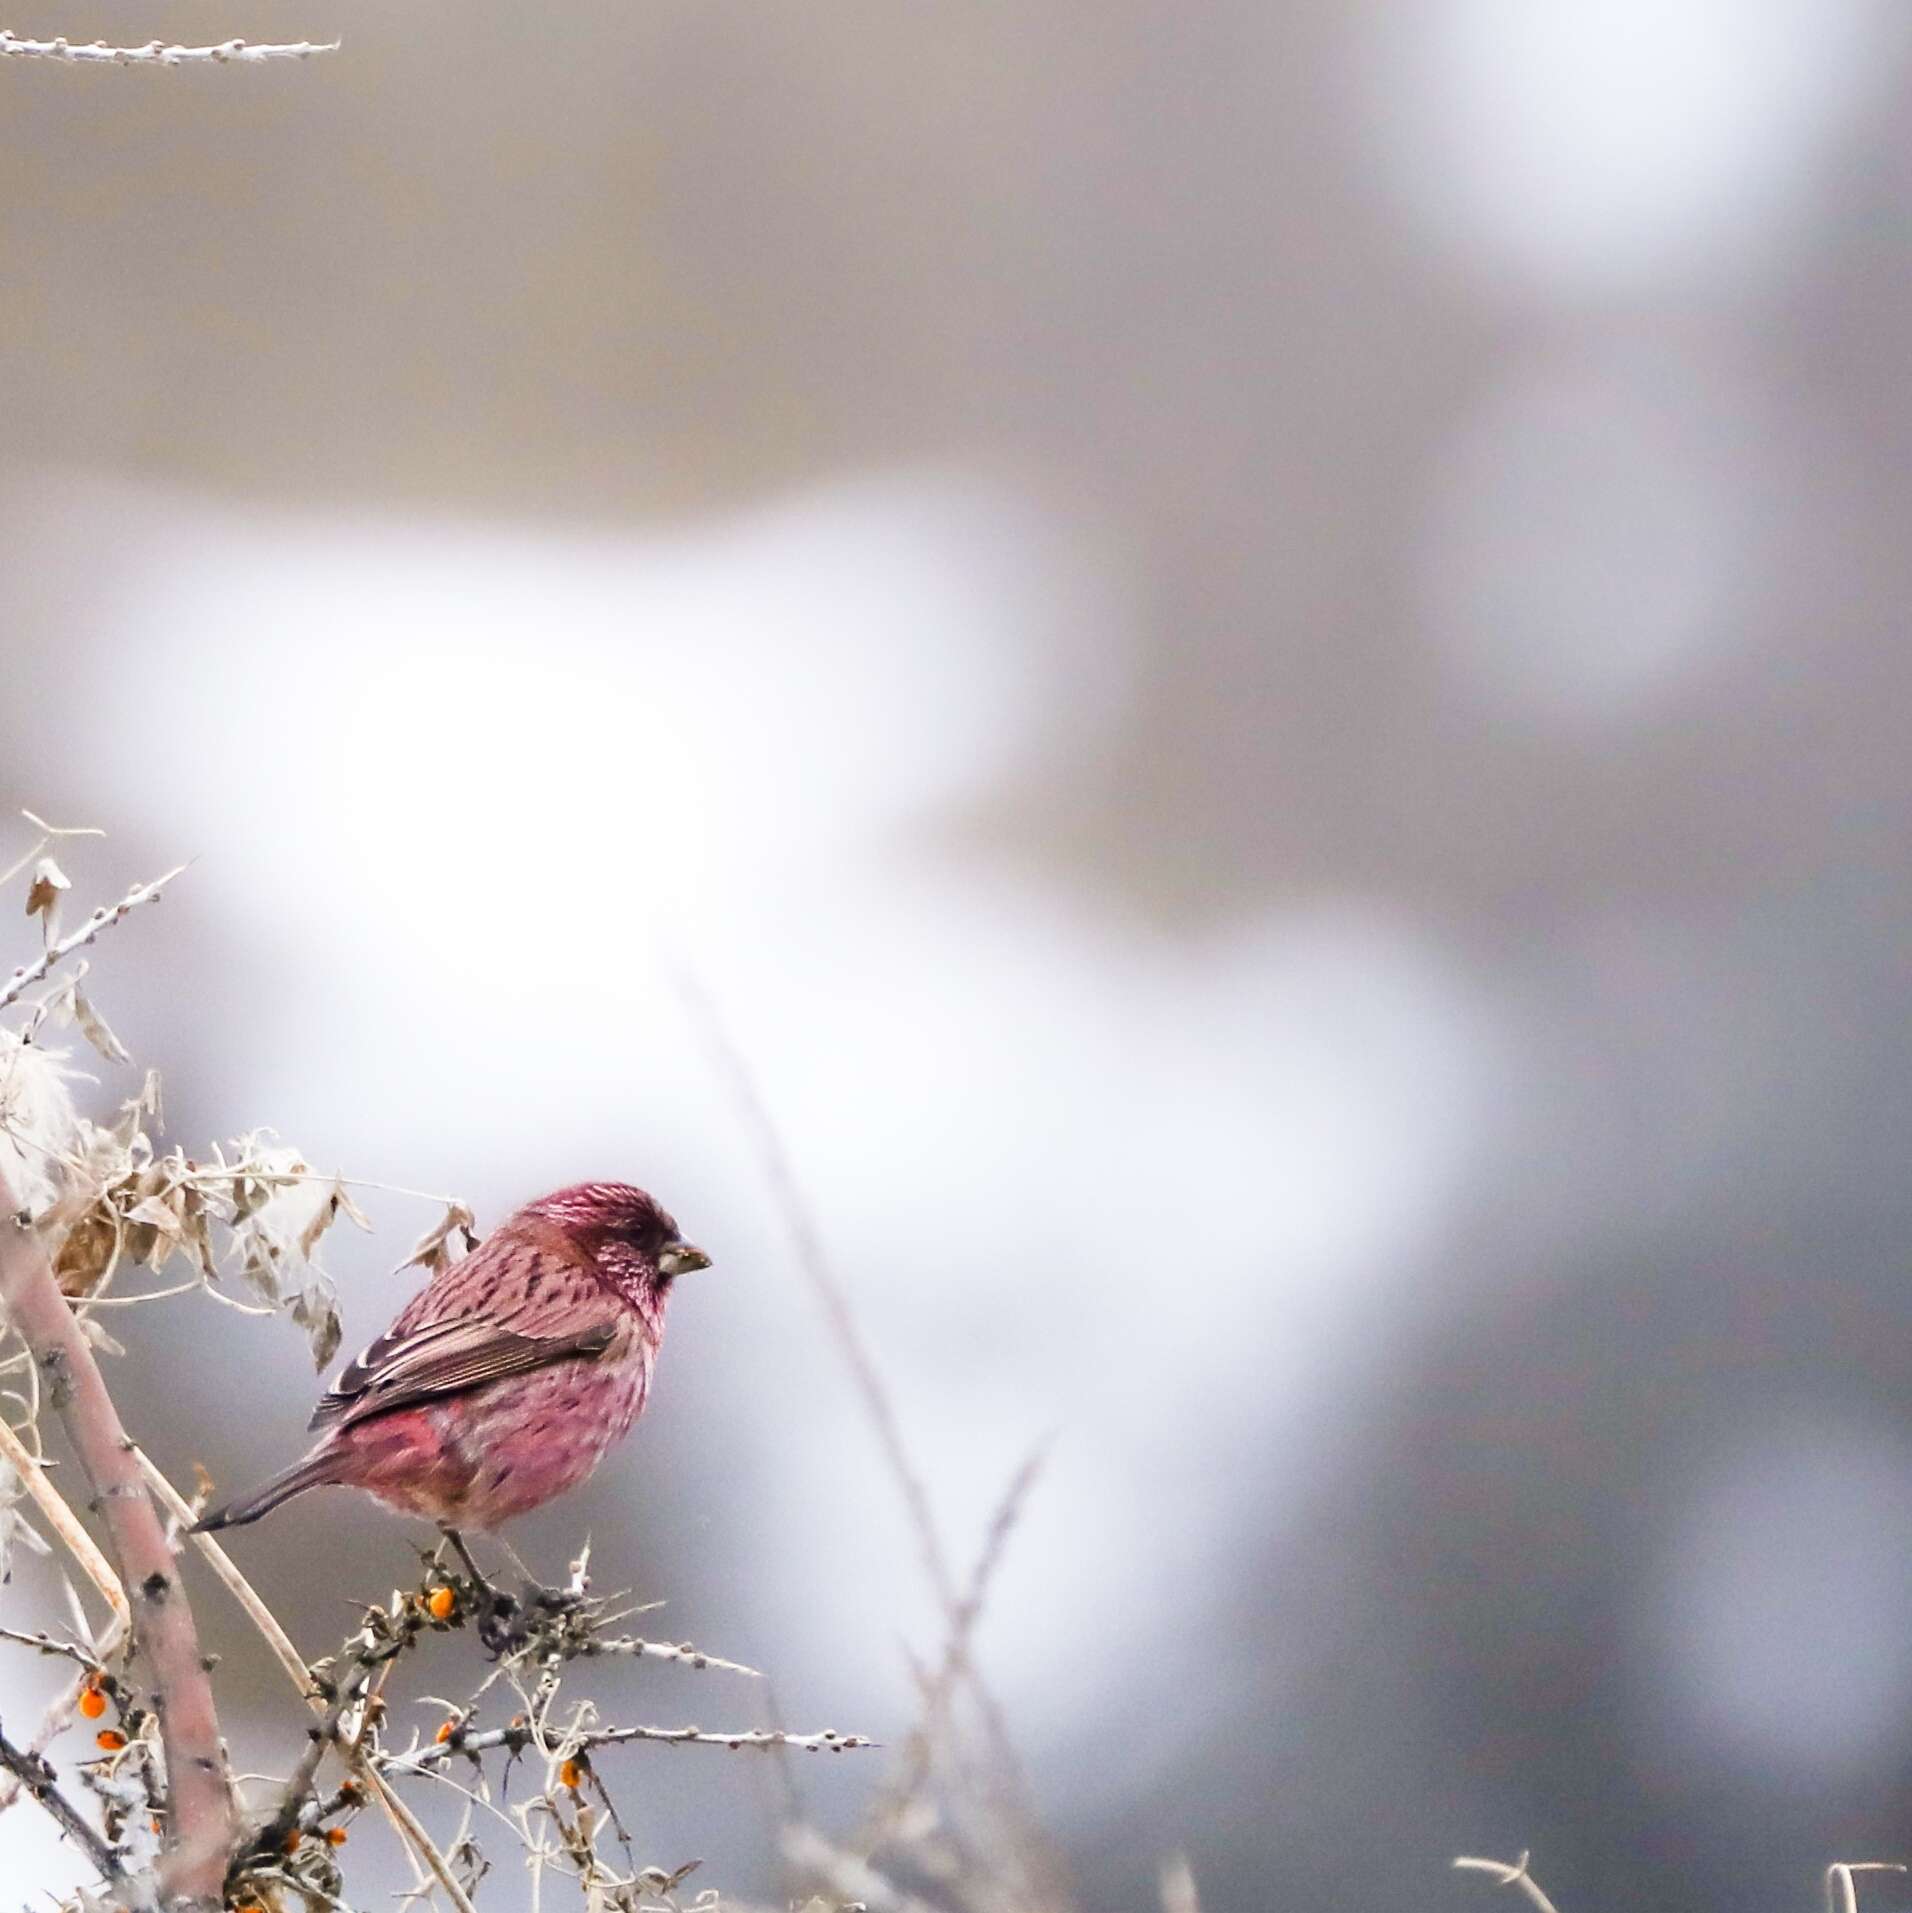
xmin=308 ymin=1316 xmax=617 ymax=1432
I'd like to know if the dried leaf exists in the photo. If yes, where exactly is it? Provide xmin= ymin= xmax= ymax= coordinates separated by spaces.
xmin=289 ymin=1272 xmax=343 ymax=1370
xmin=77 ymin=1315 xmax=125 ymax=1359
xmin=333 ymin=1178 xmax=373 ymax=1232
xmin=235 ymin=1225 xmax=284 ymax=1304
xmin=401 ymin=1200 xmax=477 ymax=1279
xmin=71 ymin=986 xmax=130 ymax=1066
xmin=54 ymin=1211 xmax=119 ymax=1298
xmin=297 ymin=1187 xmax=338 ymax=1261
xmin=110 ymin=1071 xmax=161 ymax=1148
xmin=24 ymin=856 xmax=69 ymax=919
xmin=124 ymin=1191 xmax=184 ymax=1271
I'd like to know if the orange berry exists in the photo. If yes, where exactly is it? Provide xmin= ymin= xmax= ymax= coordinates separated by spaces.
xmin=325 ymin=1826 xmax=348 ymax=1846
xmin=337 ymin=1777 xmax=360 ymax=1798
xmin=434 ymin=1718 xmax=456 ymax=1745
xmin=94 ymin=1729 xmax=127 ymax=1752
xmin=283 ymin=1828 xmax=303 ymax=1852
xmin=558 ymin=1757 xmax=585 ymax=1789
xmin=78 ymin=1685 xmax=107 ymax=1719
xmin=426 ymin=1585 xmax=456 ymax=1622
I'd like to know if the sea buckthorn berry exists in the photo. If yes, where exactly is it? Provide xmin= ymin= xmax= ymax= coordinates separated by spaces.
xmin=336 ymin=1778 xmax=360 ymax=1798
xmin=325 ymin=1826 xmax=348 ymax=1846
xmin=78 ymin=1684 xmax=107 ymax=1719
xmin=426 ymin=1585 xmax=456 ymax=1622
xmin=283 ymin=1829 xmax=303 ymax=1853
xmin=434 ymin=1719 xmax=456 ymax=1745
xmin=95 ymin=1729 xmax=127 ymax=1752
xmin=559 ymin=1757 xmax=586 ymax=1789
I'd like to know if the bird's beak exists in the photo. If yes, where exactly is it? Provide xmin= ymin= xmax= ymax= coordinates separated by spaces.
xmin=659 ymin=1242 xmax=712 ymax=1278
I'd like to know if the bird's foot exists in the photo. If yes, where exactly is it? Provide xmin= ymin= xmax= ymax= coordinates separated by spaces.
xmin=474 ymin=1585 xmax=526 ymax=1655
xmin=433 ymin=1529 xmax=527 ymax=1653
xmin=521 ymin=1577 xmax=588 ymax=1615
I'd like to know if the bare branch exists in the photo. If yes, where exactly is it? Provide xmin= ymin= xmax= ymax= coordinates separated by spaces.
xmin=861 ymin=1443 xmax=1047 ymax=1852
xmin=390 ymin=1722 xmax=878 ymax=1774
xmin=0 ymin=1411 xmax=126 ymax=1619
xmin=573 ymin=1634 xmax=762 ymax=1678
xmin=1827 ymin=1862 xmax=1909 ymax=1913
xmin=675 ymin=974 xmax=958 ymax=1607
xmin=1454 ymin=1853 xmax=1565 ymax=1913
xmin=0 ymin=1622 xmax=106 ymax=1672
xmin=0 ymin=1716 xmax=129 ymax=1892
xmin=0 ymin=32 xmax=337 ymax=62
xmin=0 ymin=1181 xmax=235 ymax=1902
xmin=0 ymin=866 xmax=184 ymax=1019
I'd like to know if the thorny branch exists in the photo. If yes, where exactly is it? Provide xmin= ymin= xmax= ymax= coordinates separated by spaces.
xmin=394 ymin=1722 xmax=878 ymax=1774
xmin=0 ymin=1717 xmax=129 ymax=1888
xmin=0 ymin=1176 xmax=236 ymax=1904
xmin=0 ymin=866 xmax=183 ymax=1018
xmin=0 ymin=31 xmax=337 ymax=62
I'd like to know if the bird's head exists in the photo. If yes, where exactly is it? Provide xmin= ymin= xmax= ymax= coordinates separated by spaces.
xmin=527 ymin=1181 xmax=712 ymax=1302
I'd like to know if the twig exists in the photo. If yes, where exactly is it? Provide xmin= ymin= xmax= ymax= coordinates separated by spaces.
xmin=0 ymin=866 xmax=184 ymax=1018
xmin=0 ymin=32 xmax=338 ymax=62
xmin=0 ymin=1623 xmax=106 ymax=1672
xmin=390 ymin=1723 xmax=879 ymax=1775
xmin=0 ymin=1411 xmax=127 ymax=1619
xmin=675 ymin=974 xmax=958 ymax=1607
xmin=0 ymin=1716 xmax=128 ymax=1889
xmin=0 ymin=1356 xmax=132 ymax=1821
xmin=860 ymin=1443 xmax=1047 ymax=1854
xmin=682 ymin=977 xmax=1060 ymax=1903
xmin=0 ymin=1610 xmax=129 ymax=1816
xmin=0 ymin=1177 xmax=234 ymax=1903
xmin=1454 ymin=1853 xmax=1564 ymax=1913
xmin=575 ymin=1635 xmax=762 ymax=1678
xmin=1827 ymin=1863 xmax=1909 ymax=1913
xmin=0 ymin=814 xmax=104 ymax=893
xmin=782 ymin=1824 xmax=945 ymax=1913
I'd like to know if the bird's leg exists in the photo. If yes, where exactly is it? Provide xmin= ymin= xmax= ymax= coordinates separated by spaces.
xmin=439 ymin=1527 xmax=523 ymax=1652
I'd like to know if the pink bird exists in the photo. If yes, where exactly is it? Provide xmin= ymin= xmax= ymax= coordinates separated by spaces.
xmin=194 ymin=1182 xmax=709 ymax=1542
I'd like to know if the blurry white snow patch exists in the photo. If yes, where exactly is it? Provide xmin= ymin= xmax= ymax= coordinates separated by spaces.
xmin=1356 ymin=0 xmax=1894 ymax=297
xmin=10 ymin=463 xmax=1135 ymax=1025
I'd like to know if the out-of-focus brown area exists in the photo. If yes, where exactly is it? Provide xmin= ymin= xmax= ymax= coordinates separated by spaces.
xmin=6 ymin=4 xmax=1912 ymax=1910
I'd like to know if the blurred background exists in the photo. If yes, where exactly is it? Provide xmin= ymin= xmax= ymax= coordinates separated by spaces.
xmin=5 ymin=2 xmax=1912 ymax=1908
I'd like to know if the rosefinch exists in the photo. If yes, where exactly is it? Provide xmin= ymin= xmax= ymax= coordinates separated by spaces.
xmin=193 ymin=1182 xmax=709 ymax=1536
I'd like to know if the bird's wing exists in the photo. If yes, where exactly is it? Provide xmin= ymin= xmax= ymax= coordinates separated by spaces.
xmin=308 ymin=1315 xmax=618 ymax=1432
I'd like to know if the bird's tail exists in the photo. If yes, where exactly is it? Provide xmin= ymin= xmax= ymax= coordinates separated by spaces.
xmin=190 ymin=1453 xmax=334 ymax=1534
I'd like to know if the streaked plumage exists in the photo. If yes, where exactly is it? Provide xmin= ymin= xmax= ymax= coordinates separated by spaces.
xmin=194 ymin=1181 xmax=709 ymax=1534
